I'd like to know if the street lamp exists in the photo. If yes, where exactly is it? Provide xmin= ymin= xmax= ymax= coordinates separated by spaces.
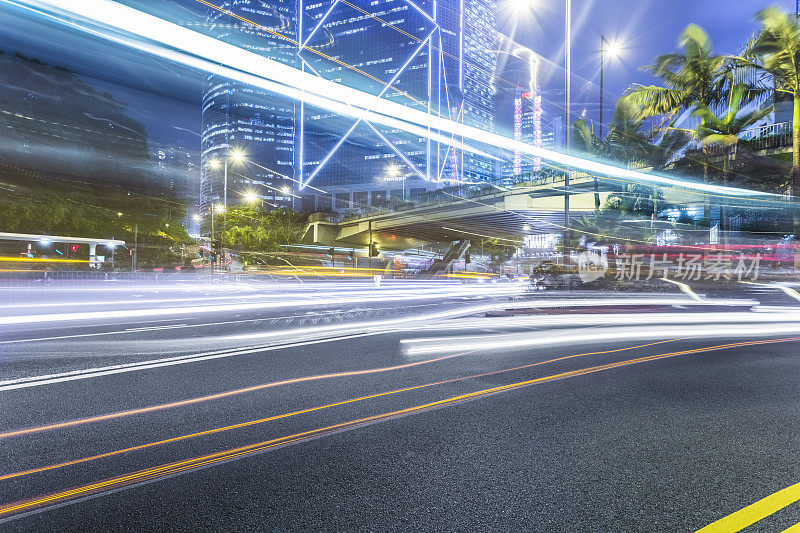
xmin=595 ymin=35 xmax=623 ymax=212
xmin=384 ymin=163 xmax=407 ymax=201
xmin=564 ymin=0 xmax=571 ymax=266
xmin=209 ymin=149 xmax=246 ymax=264
xmin=243 ymin=189 xmax=261 ymax=210
xmin=209 ymin=148 xmax=246 ymax=214
xmin=599 ymin=35 xmax=622 ymax=142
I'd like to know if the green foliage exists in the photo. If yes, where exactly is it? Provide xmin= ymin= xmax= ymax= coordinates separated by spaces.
xmin=746 ymin=8 xmax=800 ymax=99
xmin=221 ymin=207 xmax=306 ymax=252
xmin=479 ymin=238 xmax=516 ymax=264
xmin=623 ymin=24 xmax=732 ymax=123
xmin=0 ymin=169 xmax=192 ymax=267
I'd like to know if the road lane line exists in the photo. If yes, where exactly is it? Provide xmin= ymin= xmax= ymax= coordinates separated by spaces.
xmin=0 ymin=332 xmax=390 ymax=391
xmin=697 ymin=481 xmax=800 ymax=532
xmin=661 ymin=277 xmax=703 ymax=301
xmin=0 ymin=350 xmax=473 ymax=439
xmin=0 ymin=339 xmax=682 ymax=440
xmin=782 ymin=522 xmax=800 ymax=532
xmin=0 ymin=336 xmax=796 ymax=519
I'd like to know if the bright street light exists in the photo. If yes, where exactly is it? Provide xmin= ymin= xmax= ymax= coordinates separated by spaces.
xmin=385 ymin=163 xmax=402 ymax=178
xmin=510 ymin=0 xmax=537 ymax=13
xmin=214 ymin=204 xmax=225 ymax=214
xmin=281 ymin=186 xmax=291 ymax=195
xmin=192 ymin=214 xmax=201 ymax=222
xmin=243 ymin=190 xmax=259 ymax=204
xmin=208 ymin=158 xmax=220 ymax=170
xmin=605 ymin=39 xmax=623 ymax=59
xmin=230 ymin=149 xmax=245 ymax=163
xmin=117 ymin=212 xmax=123 ymax=217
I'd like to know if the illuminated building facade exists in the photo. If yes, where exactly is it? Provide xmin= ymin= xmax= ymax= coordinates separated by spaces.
xmin=201 ymin=0 xmax=499 ymax=213
xmin=200 ymin=0 xmax=298 ymax=212
xmin=298 ymin=0 xmax=498 ymax=210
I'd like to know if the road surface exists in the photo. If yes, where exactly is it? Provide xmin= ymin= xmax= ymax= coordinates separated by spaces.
xmin=1 ymin=279 xmax=800 ymax=531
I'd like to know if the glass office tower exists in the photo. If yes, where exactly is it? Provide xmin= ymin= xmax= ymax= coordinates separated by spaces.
xmin=200 ymin=0 xmax=298 ymax=211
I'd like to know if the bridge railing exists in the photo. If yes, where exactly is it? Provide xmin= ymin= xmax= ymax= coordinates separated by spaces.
xmin=704 ymin=121 xmax=792 ymax=158
xmin=335 ymin=174 xmax=575 ymax=222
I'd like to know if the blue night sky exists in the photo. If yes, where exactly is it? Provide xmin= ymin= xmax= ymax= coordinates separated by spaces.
xmin=0 ymin=0 xmax=796 ymax=147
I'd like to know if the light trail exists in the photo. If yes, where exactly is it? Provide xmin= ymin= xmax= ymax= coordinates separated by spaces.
xmin=0 ymin=257 xmax=90 ymax=263
xmin=401 ymin=322 xmax=800 ymax=355
xmin=4 ymin=0 xmax=785 ymax=199
xmin=0 ymin=297 xmax=758 ymax=391
xmin=0 ymin=284 xmax=524 ymax=326
xmin=0 ymin=351 xmax=472 ymax=440
xmin=0 ymin=338 xmax=688 ymax=442
xmin=0 ymin=337 xmax=796 ymax=520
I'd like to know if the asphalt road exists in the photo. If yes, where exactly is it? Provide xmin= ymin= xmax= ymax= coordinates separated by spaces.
xmin=2 ymin=280 xmax=800 ymax=531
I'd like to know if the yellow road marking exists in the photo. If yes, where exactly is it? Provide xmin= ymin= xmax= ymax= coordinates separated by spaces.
xmin=0 ymin=340 xmax=682 ymax=479
xmin=2 ymin=337 xmax=799 ymax=518
xmin=782 ymin=522 xmax=800 ymax=532
xmin=740 ymin=280 xmax=800 ymax=303
xmin=697 ymin=481 xmax=800 ymax=532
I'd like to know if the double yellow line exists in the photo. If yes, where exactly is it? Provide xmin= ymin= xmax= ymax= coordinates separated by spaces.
xmin=2 ymin=337 xmax=798 ymax=518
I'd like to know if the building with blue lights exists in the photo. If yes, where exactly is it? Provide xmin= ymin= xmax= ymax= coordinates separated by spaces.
xmin=298 ymin=0 xmax=498 ymax=211
xmin=200 ymin=0 xmax=298 ymax=212
xmin=201 ymin=0 xmax=498 ymax=214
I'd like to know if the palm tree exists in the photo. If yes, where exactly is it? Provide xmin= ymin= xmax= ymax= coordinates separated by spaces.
xmin=605 ymin=98 xmax=654 ymax=165
xmin=694 ymin=84 xmax=771 ymax=189
xmin=693 ymin=83 xmax=772 ymax=238
xmin=747 ymin=8 xmax=800 ymax=222
xmin=623 ymin=24 xmax=731 ymax=221
xmin=570 ymin=118 xmax=603 ymax=211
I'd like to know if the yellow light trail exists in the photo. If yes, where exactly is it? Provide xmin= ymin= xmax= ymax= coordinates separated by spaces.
xmin=0 ymin=257 xmax=91 ymax=263
xmin=0 ymin=351 xmax=472 ymax=440
xmin=1 ymin=336 xmax=797 ymax=518
xmin=0 ymin=340 xmax=684 ymax=483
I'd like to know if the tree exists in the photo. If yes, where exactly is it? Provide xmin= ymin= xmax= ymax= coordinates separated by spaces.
xmin=222 ymin=207 xmax=306 ymax=253
xmin=623 ymin=24 xmax=732 ymax=221
xmin=746 ymin=8 xmax=800 ymax=223
xmin=692 ymin=83 xmax=771 ymax=234
xmin=570 ymin=118 xmax=603 ymax=211
xmin=604 ymin=98 xmax=654 ymax=165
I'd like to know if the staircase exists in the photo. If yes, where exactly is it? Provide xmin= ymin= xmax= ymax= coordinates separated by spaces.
xmin=423 ymin=240 xmax=471 ymax=277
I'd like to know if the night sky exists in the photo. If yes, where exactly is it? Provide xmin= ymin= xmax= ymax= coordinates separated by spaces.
xmin=0 ymin=0 xmax=795 ymax=148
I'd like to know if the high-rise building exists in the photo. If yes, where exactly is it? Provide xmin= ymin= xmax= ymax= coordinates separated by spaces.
xmin=200 ymin=0 xmax=298 ymax=213
xmin=201 ymin=0 xmax=499 ymax=214
xmin=298 ymin=0 xmax=498 ymax=210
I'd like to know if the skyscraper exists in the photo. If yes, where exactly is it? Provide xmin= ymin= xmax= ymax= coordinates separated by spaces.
xmin=201 ymin=0 xmax=499 ymax=214
xmin=200 ymin=0 xmax=298 ymax=213
xmin=298 ymin=0 xmax=498 ymax=210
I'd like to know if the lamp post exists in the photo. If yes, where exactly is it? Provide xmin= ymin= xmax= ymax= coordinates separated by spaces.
xmin=599 ymin=36 xmax=622 ymax=141
xmin=563 ymin=0 xmax=571 ymax=266
xmin=209 ymin=149 xmax=245 ymax=266
xmin=598 ymin=35 xmax=620 ymax=212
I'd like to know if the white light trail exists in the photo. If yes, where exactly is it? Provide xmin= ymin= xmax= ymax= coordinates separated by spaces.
xmin=0 ymin=285 xmax=525 ymax=325
xmin=402 ymin=322 xmax=800 ymax=355
xmin=3 ymin=0 xmax=783 ymax=198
